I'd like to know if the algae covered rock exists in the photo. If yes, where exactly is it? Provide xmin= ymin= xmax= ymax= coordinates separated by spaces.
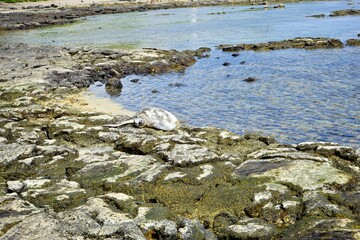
xmin=219 ymin=37 xmax=344 ymax=52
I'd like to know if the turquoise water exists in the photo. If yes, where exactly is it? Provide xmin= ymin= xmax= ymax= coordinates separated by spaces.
xmin=2 ymin=1 xmax=360 ymax=147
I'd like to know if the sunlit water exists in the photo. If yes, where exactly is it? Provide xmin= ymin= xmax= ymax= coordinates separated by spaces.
xmin=1 ymin=1 xmax=359 ymax=147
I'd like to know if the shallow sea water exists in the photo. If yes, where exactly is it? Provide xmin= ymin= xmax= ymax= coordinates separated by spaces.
xmin=2 ymin=1 xmax=359 ymax=147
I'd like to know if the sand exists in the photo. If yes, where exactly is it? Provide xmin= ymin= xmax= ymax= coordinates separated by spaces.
xmin=61 ymin=90 xmax=134 ymax=116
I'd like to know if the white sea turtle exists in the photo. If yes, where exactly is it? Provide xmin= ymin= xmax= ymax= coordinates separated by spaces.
xmin=104 ymin=107 xmax=180 ymax=131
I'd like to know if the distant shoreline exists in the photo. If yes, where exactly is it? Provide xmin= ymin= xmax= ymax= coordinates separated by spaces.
xmin=0 ymin=0 xmax=323 ymax=30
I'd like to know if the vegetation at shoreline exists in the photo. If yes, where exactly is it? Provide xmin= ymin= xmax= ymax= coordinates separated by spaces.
xmin=0 ymin=0 xmax=45 ymax=3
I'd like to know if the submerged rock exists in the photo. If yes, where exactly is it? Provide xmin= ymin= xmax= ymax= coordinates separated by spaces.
xmin=307 ymin=14 xmax=326 ymax=18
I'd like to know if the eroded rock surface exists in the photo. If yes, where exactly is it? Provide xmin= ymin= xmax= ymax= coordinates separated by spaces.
xmin=0 ymin=44 xmax=359 ymax=239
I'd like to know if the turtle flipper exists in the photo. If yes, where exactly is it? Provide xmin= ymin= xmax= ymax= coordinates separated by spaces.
xmin=103 ymin=119 xmax=134 ymax=128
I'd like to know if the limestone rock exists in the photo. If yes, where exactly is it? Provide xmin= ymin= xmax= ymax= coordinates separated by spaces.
xmin=233 ymin=158 xmax=352 ymax=190
xmin=0 ymin=143 xmax=36 ymax=164
xmin=226 ymin=218 xmax=276 ymax=240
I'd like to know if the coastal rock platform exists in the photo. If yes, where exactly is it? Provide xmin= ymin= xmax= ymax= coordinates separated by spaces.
xmin=0 ymin=44 xmax=359 ymax=239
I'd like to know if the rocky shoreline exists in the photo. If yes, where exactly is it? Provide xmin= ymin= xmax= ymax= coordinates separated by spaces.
xmin=1 ymin=0 xmax=360 ymax=237
xmin=1 ymin=42 xmax=360 ymax=239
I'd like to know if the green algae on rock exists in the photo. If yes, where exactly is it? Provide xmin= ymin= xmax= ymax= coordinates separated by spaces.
xmin=218 ymin=37 xmax=344 ymax=52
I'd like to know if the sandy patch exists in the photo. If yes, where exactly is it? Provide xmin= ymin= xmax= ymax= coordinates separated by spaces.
xmin=61 ymin=90 xmax=134 ymax=116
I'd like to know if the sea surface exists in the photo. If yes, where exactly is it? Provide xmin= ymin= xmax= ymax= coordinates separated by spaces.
xmin=2 ymin=1 xmax=359 ymax=147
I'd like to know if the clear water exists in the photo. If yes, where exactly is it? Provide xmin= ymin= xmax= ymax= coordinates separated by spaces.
xmin=1 ymin=1 xmax=359 ymax=49
xmin=2 ymin=1 xmax=360 ymax=147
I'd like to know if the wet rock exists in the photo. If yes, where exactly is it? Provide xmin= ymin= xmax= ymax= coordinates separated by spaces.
xmin=208 ymin=11 xmax=226 ymax=15
xmin=346 ymin=39 xmax=360 ymax=46
xmin=183 ymin=47 xmax=211 ymax=59
xmin=168 ymin=82 xmax=186 ymax=87
xmin=151 ymin=89 xmax=159 ymax=93
xmin=329 ymin=9 xmax=360 ymax=17
xmin=105 ymin=77 xmax=123 ymax=96
xmin=130 ymin=78 xmax=140 ymax=83
xmin=307 ymin=14 xmax=326 ymax=18
xmin=223 ymin=61 xmax=231 ymax=66
xmin=243 ymin=77 xmax=258 ymax=82
xmin=219 ymin=37 xmax=344 ymax=52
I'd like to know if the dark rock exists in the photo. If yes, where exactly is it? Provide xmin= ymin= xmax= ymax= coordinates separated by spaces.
xmin=232 ymin=53 xmax=240 ymax=57
xmin=223 ymin=62 xmax=231 ymax=66
xmin=213 ymin=211 xmax=239 ymax=232
xmin=307 ymin=14 xmax=326 ymax=18
xmin=240 ymin=61 xmax=246 ymax=64
xmin=273 ymin=4 xmax=285 ymax=8
xmin=151 ymin=89 xmax=159 ymax=93
xmin=168 ymin=82 xmax=186 ymax=87
xmin=183 ymin=47 xmax=211 ymax=59
xmin=243 ymin=77 xmax=258 ymax=82
xmin=105 ymin=78 xmax=123 ymax=96
xmin=346 ymin=39 xmax=360 ymax=46
xmin=130 ymin=78 xmax=140 ymax=83
xmin=207 ymin=11 xmax=226 ymax=15
xmin=219 ymin=37 xmax=344 ymax=52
